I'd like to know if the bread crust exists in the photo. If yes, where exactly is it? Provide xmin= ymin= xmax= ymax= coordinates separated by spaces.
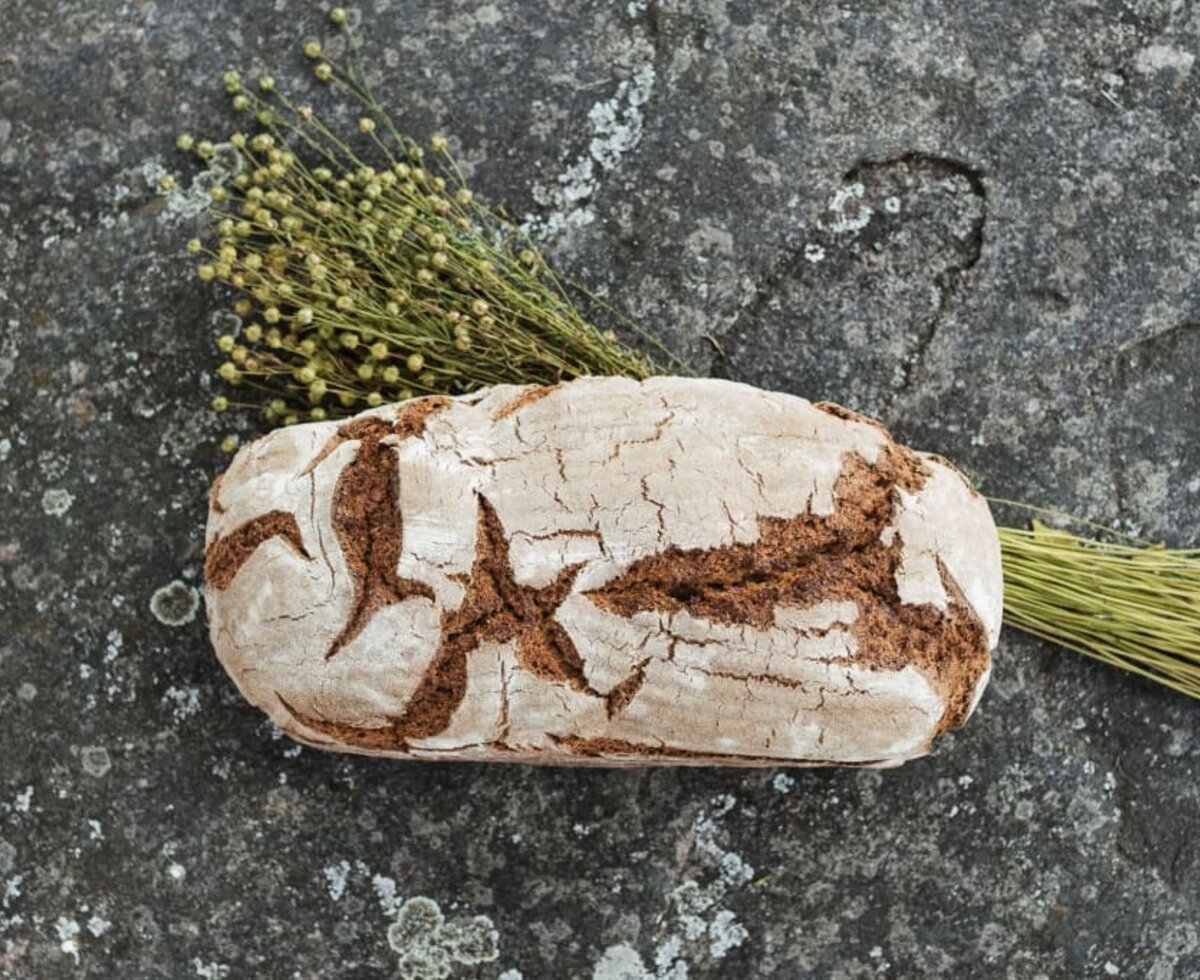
xmin=205 ymin=377 xmax=1002 ymax=767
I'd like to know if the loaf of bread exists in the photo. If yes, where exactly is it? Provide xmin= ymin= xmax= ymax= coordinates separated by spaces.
xmin=205 ymin=377 xmax=1002 ymax=767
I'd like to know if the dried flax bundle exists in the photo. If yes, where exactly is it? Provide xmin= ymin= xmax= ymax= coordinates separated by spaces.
xmin=998 ymin=512 xmax=1200 ymax=699
xmin=177 ymin=8 xmax=1200 ymax=703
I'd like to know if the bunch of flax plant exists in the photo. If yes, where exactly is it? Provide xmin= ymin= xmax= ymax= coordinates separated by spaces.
xmin=179 ymin=10 xmax=661 ymax=432
xmin=177 ymin=8 xmax=1199 ymax=702
xmin=996 ymin=508 xmax=1200 ymax=699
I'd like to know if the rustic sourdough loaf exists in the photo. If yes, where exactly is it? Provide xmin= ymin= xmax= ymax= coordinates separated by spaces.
xmin=205 ymin=377 xmax=1002 ymax=767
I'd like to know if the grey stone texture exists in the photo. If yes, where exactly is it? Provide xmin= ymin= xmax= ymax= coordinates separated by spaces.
xmin=2 ymin=1 xmax=1198 ymax=977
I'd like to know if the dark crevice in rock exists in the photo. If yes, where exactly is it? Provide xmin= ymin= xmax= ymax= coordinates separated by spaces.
xmin=842 ymin=152 xmax=987 ymax=272
xmin=714 ymin=151 xmax=988 ymax=397
xmin=1087 ymin=319 xmax=1198 ymax=525
xmin=845 ymin=153 xmax=988 ymax=394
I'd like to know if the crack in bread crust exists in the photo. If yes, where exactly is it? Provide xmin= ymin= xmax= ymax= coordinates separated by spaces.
xmin=549 ymin=735 xmax=887 ymax=766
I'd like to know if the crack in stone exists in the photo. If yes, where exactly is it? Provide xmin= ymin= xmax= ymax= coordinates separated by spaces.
xmin=1084 ymin=371 xmax=1131 ymax=523
xmin=713 ymin=152 xmax=987 ymax=394
xmin=843 ymin=153 xmax=988 ymax=395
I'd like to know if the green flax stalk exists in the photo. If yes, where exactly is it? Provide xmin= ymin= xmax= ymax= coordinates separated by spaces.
xmin=996 ymin=508 xmax=1200 ymax=699
xmin=176 ymin=8 xmax=1200 ymax=701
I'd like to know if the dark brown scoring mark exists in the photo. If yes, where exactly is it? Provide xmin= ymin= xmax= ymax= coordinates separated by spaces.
xmin=493 ymin=384 xmax=561 ymax=420
xmin=205 ymin=511 xmax=311 ymax=589
xmin=587 ymin=452 xmax=919 ymax=628
xmin=209 ymin=471 xmax=227 ymax=515
xmin=586 ymin=448 xmax=990 ymax=734
xmin=394 ymin=395 xmax=452 ymax=440
xmin=276 ymin=693 xmax=410 ymax=753
xmin=301 ymin=396 xmax=451 ymax=476
xmin=283 ymin=493 xmax=601 ymax=748
xmin=603 ymin=660 xmax=650 ymax=718
xmin=812 ymin=400 xmax=891 ymax=435
xmin=550 ymin=734 xmax=885 ymax=767
xmin=323 ymin=416 xmax=435 ymax=660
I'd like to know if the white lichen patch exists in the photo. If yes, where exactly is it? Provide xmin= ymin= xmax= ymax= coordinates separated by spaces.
xmin=80 ymin=746 xmax=111 ymax=778
xmin=139 ymin=148 xmax=241 ymax=224
xmin=593 ymin=795 xmax=753 ymax=977
xmin=820 ymin=181 xmax=873 ymax=235
xmin=163 ymin=686 xmax=202 ymax=722
xmin=386 ymin=897 xmax=500 ymax=980
xmin=588 ymin=65 xmax=656 ymax=170
xmin=54 ymin=917 xmax=81 ymax=962
xmin=104 ymin=630 xmax=123 ymax=663
xmin=1133 ymin=44 xmax=1195 ymax=75
xmin=86 ymin=915 xmax=111 ymax=937
xmin=706 ymin=909 xmax=747 ymax=958
xmin=324 ymin=861 xmax=351 ymax=901
xmin=372 ymin=874 xmax=401 ymax=916
xmin=593 ymin=943 xmax=654 ymax=979
xmin=525 ymin=64 xmax=656 ymax=239
xmin=40 ymin=487 xmax=74 ymax=517
xmin=11 ymin=787 xmax=33 ymax=814
xmin=3 ymin=875 xmax=23 ymax=910
xmin=150 ymin=580 xmax=200 ymax=627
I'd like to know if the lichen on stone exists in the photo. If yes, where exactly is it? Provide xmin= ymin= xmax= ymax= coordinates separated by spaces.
xmin=386 ymin=897 xmax=499 ymax=979
xmin=148 ymin=580 xmax=200 ymax=627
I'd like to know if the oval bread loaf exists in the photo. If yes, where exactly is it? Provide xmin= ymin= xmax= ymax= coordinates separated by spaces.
xmin=205 ymin=377 xmax=1003 ymax=767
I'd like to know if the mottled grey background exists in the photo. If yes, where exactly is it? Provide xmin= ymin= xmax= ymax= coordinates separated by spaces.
xmin=2 ymin=1 xmax=1199 ymax=978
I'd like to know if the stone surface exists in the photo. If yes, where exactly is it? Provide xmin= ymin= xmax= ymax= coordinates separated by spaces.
xmin=1 ymin=1 xmax=1198 ymax=977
